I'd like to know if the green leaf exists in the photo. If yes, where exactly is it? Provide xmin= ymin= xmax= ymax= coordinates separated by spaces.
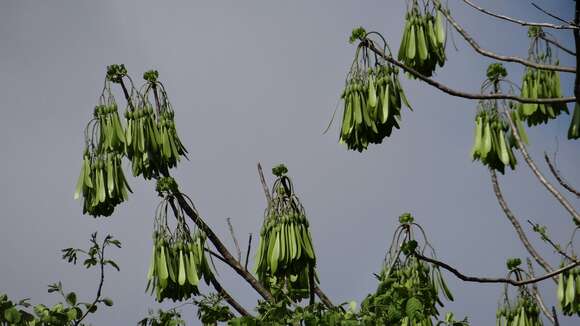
xmin=405 ymin=297 xmax=423 ymax=319
xmin=4 ymin=307 xmax=21 ymax=323
xmin=102 ymin=298 xmax=114 ymax=307
xmin=66 ymin=292 xmax=77 ymax=306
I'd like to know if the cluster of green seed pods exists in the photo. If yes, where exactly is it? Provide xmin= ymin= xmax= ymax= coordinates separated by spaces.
xmin=471 ymin=107 xmax=527 ymax=174
xmin=520 ymin=67 xmax=568 ymax=126
xmin=398 ymin=0 xmax=446 ymax=77
xmin=254 ymin=165 xmax=317 ymax=301
xmin=339 ymin=65 xmax=411 ymax=152
xmin=556 ymin=267 xmax=580 ymax=316
xmin=146 ymin=230 xmax=212 ymax=302
xmin=496 ymin=295 xmax=543 ymax=326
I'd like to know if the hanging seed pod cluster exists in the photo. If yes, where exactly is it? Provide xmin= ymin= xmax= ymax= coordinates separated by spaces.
xmin=397 ymin=0 xmax=446 ymax=77
xmin=340 ymin=30 xmax=412 ymax=152
xmin=496 ymin=295 xmax=543 ymax=326
xmin=520 ymin=27 xmax=568 ymax=126
xmin=74 ymin=65 xmax=188 ymax=217
xmin=254 ymin=165 xmax=317 ymax=301
xmin=74 ymin=76 xmax=132 ymax=217
xmin=361 ymin=214 xmax=456 ymax=325
xmin=471 ymin=105 xmax=525 ymax=174
xmin=556 ymin=265 xmax=580 ymax=316
xmin=496 ymin=260 xmax=543 ymax=326
xmin=125 ymin=70 xmax=188 ymax=179
xmin=146 ymin=192 xmax=212 ymax=302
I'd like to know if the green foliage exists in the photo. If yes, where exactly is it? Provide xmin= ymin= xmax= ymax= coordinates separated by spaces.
xmin=0 ymin=233 xmax=119 ymax=325
xmin=349 ymin=27 xmax=367 ymax=44
xmin=138 ymin=308 xmax=185 ymax=326
xmin=194 ymin=294 xmax=234 ymax=324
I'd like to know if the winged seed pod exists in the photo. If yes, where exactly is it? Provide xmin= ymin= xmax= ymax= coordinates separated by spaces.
xmin=146 ymin=196 xmax=211 ymax=302
xmin=556 ymin=265 xmax=579 ymax=316
xmin=254 ymin=165 xmax=317 ymax=301
xmin=470 ymin=106 xmax=519 ymax=174
xmin=74 ymin=83 xmax=132 ymax=217
xmin=520 ymin=27 xmax=568 ymax=126
xmin=397 ymin=0 xmax=447 ymax=78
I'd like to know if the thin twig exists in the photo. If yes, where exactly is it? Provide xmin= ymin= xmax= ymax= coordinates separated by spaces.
xmin=552 ymin=306 xmax=560 ymax=326
xmin=490 ymin=171 xmax=555 ymax=278
xmin=504 ymin=111 xmax=580 ymax=225
xmin=364 ymin=40 xmax=576 ymax=104
xmin=257 ymin=162 xmax=272 ymax=205
xmin=415 ymin=253 xmax=579 ymax=286
xmin=74 ymin=241 xmax=107 ymax=326
xmin=227 ymin=218 xmax=242 ymax=262
xmin=541 ymin=36 xmax=576 ymax=56
xmin=544 ymin=153 xmax=580 ymax=198
xmin=526 ymin=258 xmax=555 ymax=324
xmin=531 ymin=2 xmax=574 ymax=27
xmin=527 ymin=220 xmax=578 ymax=262
xmin=461 ymin=0 xmax=578 ymax=30
xmin=244 ymin=233 xmax=252 ymax=271
xmin=439 ymin=7 xmax=576 ymax=73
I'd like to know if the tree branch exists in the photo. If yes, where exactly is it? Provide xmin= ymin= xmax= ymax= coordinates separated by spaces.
xmin=526 ymin=258 xmax=555 ymax=324
xmin=531 ymin=3 xmax=574 ymax=27
xmin=541 ymin=36 xmax=576 ymax=56
xmin=172 ymin=192 xmax=275 ymax=301
xmin=74 ymin=240 xmax=107 ymax=326
xmin=503 ymin=111 xmax=580 ymax=225
xmin=461 ymin=0 xmax=578 ymax=30
xmin=440 ymin=6 xmax=575 ymax=73
xmin=208 ymin=274 xmax=252 ymax=317
xmin=257 ymin=162 xmax=272 ymax=205
xmin=490 ymin=171 xmax=555 ymax=280
xmin=227 ymin=218 xmax=242 ymax=262
xmin=364 ymin=41 xmax=576 ymax=104
xmin=314 ymin=287 xmax=334 ymax=309
xmin=544 ymin=153 xmax=580 ymax=198
xmin=415 ymin=253 xmax=579 ymax=286
xmin=244 ymin=233 xmax=252 ymax=271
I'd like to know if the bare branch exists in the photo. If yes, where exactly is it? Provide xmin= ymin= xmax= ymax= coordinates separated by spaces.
xmin=227 ymin=218 xmax=242 ymax=262
xmin=527 ymin=220 xmax=578 ymax=262
xmin=244 ymin=233 xmax=252 ymax=271
xmin=208 ymin=274 xmax=252 ymax=317
xmin=314 ymin=286 xmax=334 ymax=309
xmin=552 ymin=306 xmax=560 ymax=326
xmin=257 ymin=162 xmax=272 ymax=205
xmin=503 ymin=111 xmax=580 ymax=225
xmin=490 ymin=171 xmax=555 ymax=278
xmin=364 ymin=41 xmax=576 ymax=104
xmin=531 ymin=2 xmax=574 ymax=27
xmin=544 ymin=152 xmax=580 ymax=198
xmin=415 ymin=253 xmax=579 ymax=286
xmin=526 ymin=258 xmax=555 ymax=324
xmin=541 ymin=36 xmax=576 ymax=56
xmin=461 ymin=0 xmax=578 ymax=30
xmin=439 ymin=8 xmax=575 ymax=73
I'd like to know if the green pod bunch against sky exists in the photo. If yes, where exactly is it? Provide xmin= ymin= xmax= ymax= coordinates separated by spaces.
xmin=397 ymin=0 xmax=446 ymax=78
xmin=146 ymin=229 xmax=212 ymax=302
xmin=75 ymin=152 xmax=132 ymax=217
xmin=125 ymin=106 xmax=165 ymax=179
xmin=339 ymin=64 xmax=411 ymax=152
xmin=470 ymin=107 xmax=519 ymax=174
xmin=496 ymin=293 xmax=543 ymax=326
xmin=254 ymin=167 xmax=317 ymax=302
xmin=556 ymin=266 xmax=580 ymax=316
xmin=520 ymin=27 xmax=568 ymax=126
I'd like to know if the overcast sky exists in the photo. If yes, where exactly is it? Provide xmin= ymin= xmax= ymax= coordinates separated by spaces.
xmin=0 ymin=0 xmax=578 ymax=325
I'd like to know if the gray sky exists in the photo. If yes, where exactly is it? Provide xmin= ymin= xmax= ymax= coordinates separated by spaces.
xmin=0 ymin=0 xmax=578 ymax=325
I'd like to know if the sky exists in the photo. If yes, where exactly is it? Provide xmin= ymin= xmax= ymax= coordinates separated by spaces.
xmin=0 ymin=0 xmax=578 ymax=325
